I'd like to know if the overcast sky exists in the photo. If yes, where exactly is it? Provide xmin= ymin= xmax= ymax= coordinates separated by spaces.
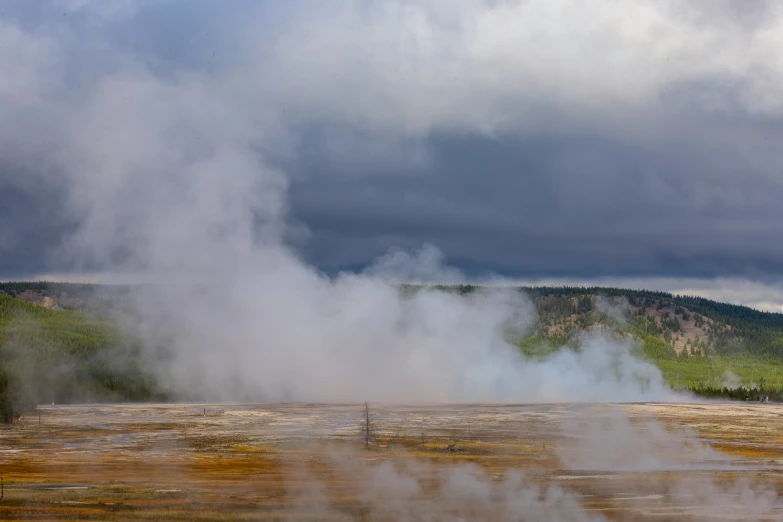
xmin=3 ymin=1 xmax=783 ymax=309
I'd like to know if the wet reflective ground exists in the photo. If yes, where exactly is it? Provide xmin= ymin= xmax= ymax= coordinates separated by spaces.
xmin=0 ymin=402 xmax=781 ymax=520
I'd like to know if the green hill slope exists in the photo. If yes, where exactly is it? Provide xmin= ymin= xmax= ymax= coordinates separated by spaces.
xmin=0 ymin=293 xmax=160 ymax=422
xmin=407 ymin=284 xmax=783 ymax=393
xmin=2 ymin=281 xmax=783 ymax=415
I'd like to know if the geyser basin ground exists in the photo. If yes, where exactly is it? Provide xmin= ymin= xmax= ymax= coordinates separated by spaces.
xmin=0 ymin=402 xmax=782 ymax=520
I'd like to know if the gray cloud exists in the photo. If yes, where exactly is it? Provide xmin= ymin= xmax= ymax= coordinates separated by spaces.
xmin=289 ymin=131 xmax=783 ymax=278
xmin=1 ymin=0 xmax=783 ymax=284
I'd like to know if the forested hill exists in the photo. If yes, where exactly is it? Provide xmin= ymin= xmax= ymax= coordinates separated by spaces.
xmin=526 ymin=285 xmax=783 ymax=359
xmin=5 ymin=281 xmax=783 ymax=360
xmin=404 ymin=284 xmax=783 ymax=360
xmin=0 ymin=290 xmax=161 ymax=422
xmin=2 ymin=281 xmax=783 ymax=415
xmin=0 ymin=281 xmax=133 ymax=314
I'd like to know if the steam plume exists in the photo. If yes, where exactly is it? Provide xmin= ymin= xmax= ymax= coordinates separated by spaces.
xmin=0 ymin=4 xmax=686 ymax=404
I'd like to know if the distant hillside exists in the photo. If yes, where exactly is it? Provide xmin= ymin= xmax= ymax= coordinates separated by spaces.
xmin=0 ymin=291 xmax=161 ymax=422
xmin=403 ymin=284 xmax=783 ymax=357
xmin=2 ymin=281 xmax=783 ymax=414
xmin=403 ymin=284 xmax=783 ymax=391
xmin=0 ymin=281 xmax=133 ymax=313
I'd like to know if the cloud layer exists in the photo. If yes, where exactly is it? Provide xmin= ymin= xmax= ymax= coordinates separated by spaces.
xmin=2 ymin=1 xmax=783 ymax=281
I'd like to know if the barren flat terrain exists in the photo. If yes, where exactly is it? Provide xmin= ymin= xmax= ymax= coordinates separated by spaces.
xmin=1 ymin=402 xmax=782 ymax=520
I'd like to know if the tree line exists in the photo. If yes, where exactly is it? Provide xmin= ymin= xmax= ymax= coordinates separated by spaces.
xmin=687 ymin=385 xmax=781 ymax=402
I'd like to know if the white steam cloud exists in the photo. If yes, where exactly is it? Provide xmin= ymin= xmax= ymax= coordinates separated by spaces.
xmin=0 ymin=1 xmax=710 ymax=404
xmin=288 ymin=456 xmax=609 ymax=521
xmin=131 ymin=274 xmax=676 ymax=402
xmin=557 ymin=405 xmax=722 ymax=472
xmin=275 ymin=403 xmax=781 ymax=520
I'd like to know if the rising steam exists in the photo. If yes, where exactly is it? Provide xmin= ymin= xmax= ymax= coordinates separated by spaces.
xmin=0 ymin=3 xmax=684 ymax=404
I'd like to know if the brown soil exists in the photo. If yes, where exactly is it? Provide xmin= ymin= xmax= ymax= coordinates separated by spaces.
xmin=0 ymin=402 xmax=780 ymax=520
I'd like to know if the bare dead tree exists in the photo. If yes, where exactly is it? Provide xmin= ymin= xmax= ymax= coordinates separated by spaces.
xmin=386 ymin=429 xmax=401 ymax=449
xmin=443 ymin=429 xmax=460 ymax=452
xmin=362 ymin=402 xmax=372 ymax=449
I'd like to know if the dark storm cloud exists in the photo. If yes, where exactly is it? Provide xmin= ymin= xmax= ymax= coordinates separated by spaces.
xmin=2 ymin=0 xmax=783 ymax=283
xmin=0 ymin=173 xmax=73 ymax=277
xmin=289 ymin=120 xmax=783 ymax=278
